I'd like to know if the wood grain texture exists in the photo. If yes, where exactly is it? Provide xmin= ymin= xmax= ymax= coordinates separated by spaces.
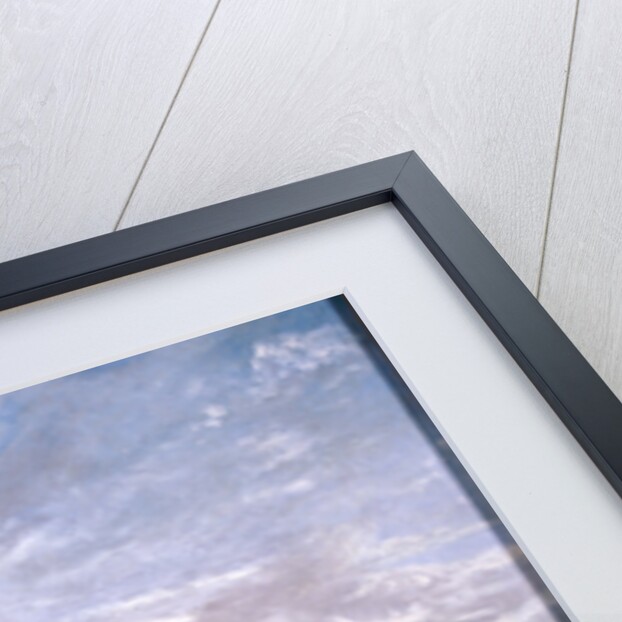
xmin=0 ymin=0 xmax=218 ymax=262
xmin=539 ymin=0 xmax=622 ymax=400
xmin=120 ymin=0 xmax=576 ymax=291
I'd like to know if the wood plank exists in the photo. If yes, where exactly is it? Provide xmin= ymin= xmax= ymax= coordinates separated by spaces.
xmin=119 ymin=0 xmax=576 ymax=291
xmin=0 ymin=0 xmax=218 ymax=262
xmin=539 ymin=0 xmax=622 ymax=400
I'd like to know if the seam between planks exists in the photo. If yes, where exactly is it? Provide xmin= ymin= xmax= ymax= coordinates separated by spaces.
xmin=113 ymin=0 xmax=225 ymax=232
xmin=535 ymin=0 xmax=581 ymax=298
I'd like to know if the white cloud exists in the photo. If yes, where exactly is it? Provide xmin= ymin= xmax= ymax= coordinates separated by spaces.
xmin=190 ymin=564 xmax=261 ymax=592
xmin=0 ymin=528 xmax=49 ymax=566
xmin=201 ymin=404 xmax=228 ymax=428
xmin=368 ymin=521 xmax=491 ymax=564
xmin=184 ymin=378 xmax=205 ymax=399
xmin=182 ymin=527 xmax=561 ymax=622
xmin=248 ymin=325 xmax=364 ymax=400
xmin=242 ymin=478 xmax=316 ymax=504
xmin=283 ymin=478 xmax=315 ymax=494
xmin=82 ymin=564 xmax=262 ymax=622
xmin=341 ymin=538 xmax=559 ymax=622
xmin=239 ymin=431 xmax=312 ymax=472
xmin=95 ymin=587 xmax=175 ymax=614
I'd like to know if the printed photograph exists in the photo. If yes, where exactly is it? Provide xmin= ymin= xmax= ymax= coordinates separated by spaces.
xmin=0 ymin=297 xmax=567 ymax=621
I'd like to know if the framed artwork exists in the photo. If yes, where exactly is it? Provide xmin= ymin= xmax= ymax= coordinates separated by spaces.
xmin=0 ymin=152 xmax=620 ymax=620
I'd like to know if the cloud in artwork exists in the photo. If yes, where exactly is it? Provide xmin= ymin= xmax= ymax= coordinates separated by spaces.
xmin=242 ymin=478 xmax=316 ymax=505
xmin=187 ymin=528 xmax=559 ymax=622
xmin=0 ymin=301 xmax=564 ymax=622
xmin=238 ymin=431 xmax=313 ymax=472
xmin=79 ymin=564 xmax=262 ymax=622
xmin=201 ymin=404 xmax=228 ymax=428
xmin=248 ymin=325 xmax=363 ymax=400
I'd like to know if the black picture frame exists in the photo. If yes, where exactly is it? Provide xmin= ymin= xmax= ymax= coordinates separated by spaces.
xmin=1 ymin=151 xmax=620 ymax=498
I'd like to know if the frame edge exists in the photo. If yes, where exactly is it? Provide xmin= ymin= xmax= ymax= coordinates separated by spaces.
xmin=393 ymin=151 xmax=622 ymax=498
xmin=0 ymin=153 xmax=411 ymax=311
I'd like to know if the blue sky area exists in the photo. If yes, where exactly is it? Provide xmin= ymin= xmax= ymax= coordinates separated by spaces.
xmin=0 ymin=298 xmax=566 ymax=621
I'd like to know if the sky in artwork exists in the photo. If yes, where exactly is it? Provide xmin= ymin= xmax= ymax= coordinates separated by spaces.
xmin=0 ymin=298 xmax=567 ymax=622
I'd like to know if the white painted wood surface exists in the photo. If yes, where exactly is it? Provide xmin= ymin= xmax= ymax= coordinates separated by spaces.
xmin=118 ymin=0 xmax=576 ymax=291
xmin=539 ymin=0 xmax=622 ymax=400
xmin=0 ymin=0 xmax=218 ymax=262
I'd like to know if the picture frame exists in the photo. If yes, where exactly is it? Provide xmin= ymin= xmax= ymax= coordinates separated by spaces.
xmin=3 ymin=149 xmax=622 ymax=620
xmin=1 ymin=150 xmax=620 ymax=501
